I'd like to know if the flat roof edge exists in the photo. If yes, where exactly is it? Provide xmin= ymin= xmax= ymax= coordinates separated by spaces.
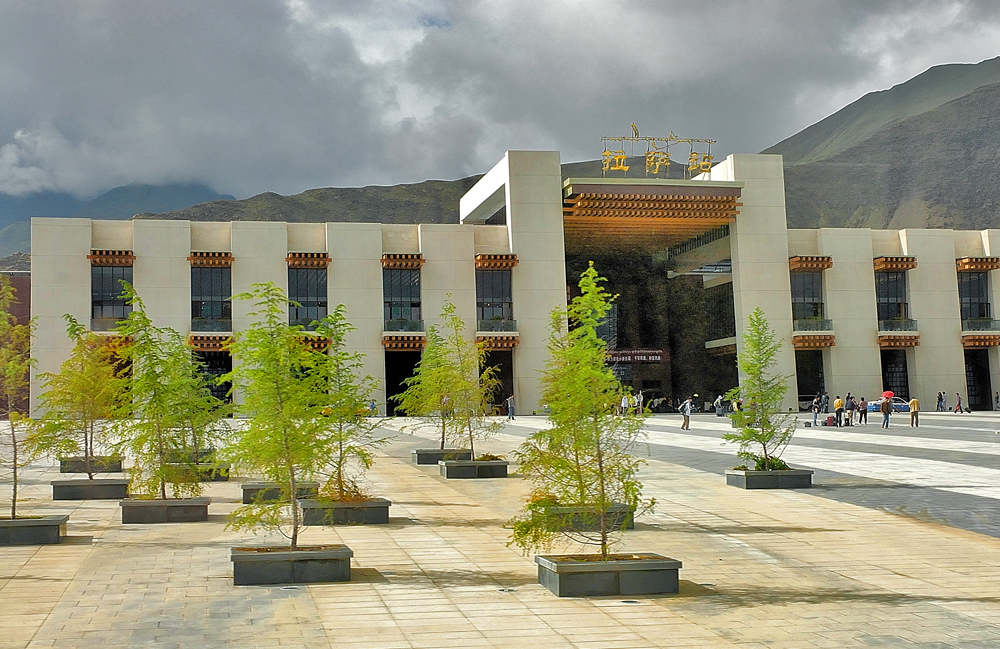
xmin=563 ymin=177 xmax=745 ymax=189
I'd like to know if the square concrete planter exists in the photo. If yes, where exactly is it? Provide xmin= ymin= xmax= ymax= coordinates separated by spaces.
xmin=119 ymin=497 xmax=211 ymax=523
xmin=725 ymin=469 xmax=814 ymax=489
xmin=231 ymin=545 xmax=353 ymax=585
xmin=58 ymin=456 xmax=123 ymax=474
xmin=300 ymin=498 xmax=391 ymax=525
xmin=412 ymin=448 xmax=472 ymax=465
xmin=241 ymin=481 xmax=319 ymax=504
xmin=438 ymin=459 xmax=508 ymax=479
xmin=543 ymin=503 xmax=635 ymax=531
xmin=51 ymin=478 xmax=130 ymax=500
xmin=0 ymin=515 xmax=69 ymax=545
xmin=164 ymin=462 xmax=230 ymax=482
xmin=535 ymin=553 xmax=682 ymax=597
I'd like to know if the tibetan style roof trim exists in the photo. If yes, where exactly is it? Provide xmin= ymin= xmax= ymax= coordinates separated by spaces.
xmin=962 ymin=334 xmax=1000 ymax=348
xmin=189 ymin=251 xmax=234 ymax=267
xmin=474 ymin=254 xmax=518 ymax=269
xmin=792 ymin=334 xmax=836 ymax=349
xmin=706 ymin=343 xmax=736 ymax=356
xmin=475 ymin=334 xmax=519 ymax=349
xmin=298 ymin=335 xmax=331 ymax=351
xmin=382 ymin=334 xmax=426 ymax=351
xmin=561 ymin=186 xmax=742 ymax=254
xmin=956 ymin=257 xmax=1000 ymax=272
xmin=789 ymin=256 xmax=833 ymax=272
xmin=188 ymin=335 xmax=231 ymax=352
xmin=873 ymin=256 xmax=917 ymax=272
xmin=878 ymin=334 xmax=920 ymax=348
xmin=88 ymin=250 xmax=135 ymax=266
xmin=287 ymin=252 xmax=331 ymax=268
xmin=381 ymin=254 xmax=425 ymax=269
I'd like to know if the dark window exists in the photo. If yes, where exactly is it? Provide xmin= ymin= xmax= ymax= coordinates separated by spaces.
xmin=191 ymin=267 xmax=232 ymax=332
xmin=288 ymin=267 xmax=328 ymax=329
xmin=790 ymin=271 xmax=824 ymax=320
xmin=596 ymin=303 xmax=619 ymax=349
xmin=958 ymin=271 xmax=990 ymax=320
xmin=705 ymin=282 xmax=736 ymax=340
xmin=91 ymin=265 xmax=133 ymax=330
xmin=875 ymin=271 xmax=907 ymax=321
xmin=476 ymin=269 xmax=513 ymax=321
xmin=383 ymin=269 xmax=421 ymax=322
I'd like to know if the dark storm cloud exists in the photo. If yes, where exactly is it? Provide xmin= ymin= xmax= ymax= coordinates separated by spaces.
xmin=0 ymin=0 xmax=998 ymax=198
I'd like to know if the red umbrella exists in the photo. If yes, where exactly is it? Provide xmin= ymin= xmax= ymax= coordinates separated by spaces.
xmin=882 ymin=390 xmax=894 ymax=398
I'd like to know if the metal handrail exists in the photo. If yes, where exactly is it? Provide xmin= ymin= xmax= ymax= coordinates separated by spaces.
xmin=477 ymin=319 xmax=517 ymax=332
xmin=878 ymin=319 xmax=918 ymax=332
xmin=384 ymin=319 xmax=424 ymax=332
xmin=793 ymin=319 xmax=833 ymax=332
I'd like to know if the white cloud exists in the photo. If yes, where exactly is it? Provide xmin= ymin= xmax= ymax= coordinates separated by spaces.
xmin=0 ymin=0 xmax=997 ymax=199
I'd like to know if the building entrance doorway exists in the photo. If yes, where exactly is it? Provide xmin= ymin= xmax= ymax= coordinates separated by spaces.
xmin=384 ymin=351 xmax=421 ymax=416
xmin=880 ymin=349 xmax=910 ymax=400
xmin=964 ymin=349 xmax=992 ymax=411
xmin=794 ymin=350 xmax=824 ymax=409
xmin=483 ymin=350 xmax=513 ymax=415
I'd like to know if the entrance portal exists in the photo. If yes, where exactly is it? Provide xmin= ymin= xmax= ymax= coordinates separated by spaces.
xmin=384 ymin=351 xmax=421 ymax=416
xmin=483 ymin=350 xmax=513 ymax=415
xmin=964 ymin=349 xmax=992 ymax=411
xmin=794 ymin=350 xmax=824 ymax=409
xmin=880 ymin=349 xmax=910 ymax=400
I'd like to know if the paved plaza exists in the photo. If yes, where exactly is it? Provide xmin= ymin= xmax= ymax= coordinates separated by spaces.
xmin=4 ymin=412 xmax=1000 ymax=648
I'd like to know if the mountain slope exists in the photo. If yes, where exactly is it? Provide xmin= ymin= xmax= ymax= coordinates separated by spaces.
xmin=764 ymin=57 xmax=1000 ymax=166
xmin=782 ymin=82 xmax=1000 ymax=229
xmin=142 ymin=158 xmax=686 ymax=224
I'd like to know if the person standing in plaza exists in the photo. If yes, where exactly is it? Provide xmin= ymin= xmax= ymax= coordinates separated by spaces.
xmin=995 ymin=391 xmax=999 ymax=411
xmin=845 ymin=392 xmax=855 ymax=426
xmin=505 ymin=394 xmax=515 ymax=420
xmin=636 ymin=390 xmax=644 ymax=413
xmin=858 ymin=397 xmax=868 ymax=425
xmin=833 ymin=395 xmax=844 ymax=427
xmin=811 ymin=395 xmax=820 ymax=426
xmin=908 ymin=396 xmax=919 ymax=427
xmin=821 ymin=392 xmax=829 ymax=414
xmin=680 ymin=396 xmax=692 ymax=430
xmin=880 ymin=397 xmax=892 ymax=428
xmin=936 ymin=392 xmax=945 ymax=411
xmin=619 ymin=393 xmax=629 ymax=416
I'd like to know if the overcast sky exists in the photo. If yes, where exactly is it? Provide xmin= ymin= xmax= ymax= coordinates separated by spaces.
xmin=1 ymin=0 xmax=999 ymax=199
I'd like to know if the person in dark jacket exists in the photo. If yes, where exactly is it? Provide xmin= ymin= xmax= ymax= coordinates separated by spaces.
xmin=880 ymin=398 xmax=892 ymax=429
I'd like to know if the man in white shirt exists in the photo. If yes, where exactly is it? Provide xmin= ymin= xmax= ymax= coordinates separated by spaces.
xmin=680 ymin=397 xmax=693 ymax=430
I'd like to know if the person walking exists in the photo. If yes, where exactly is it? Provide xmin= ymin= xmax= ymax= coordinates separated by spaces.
xmin=858 ymin=397 xmax=868 ymax=425
xmin=936 ymin=392 xmax=945 ymax=412
xmin=846 ymin=393 xmax=855 ymax=426
xmin=954 ymin=393 xmax=965 ymax=414
xmin=680 ymin=397 xmax=693 ymax=430
xmin=821 ymin=392 xmax=830 ymax=414
xmin=908 ymin=396 xmax=919 ymax=427
xmin=505 ymin=394 xmax=515 ymax=420
xmin=880 ymin=397 xmax=892 ymax=429
xmin=833 ymin=395 xmax=844 ymax=427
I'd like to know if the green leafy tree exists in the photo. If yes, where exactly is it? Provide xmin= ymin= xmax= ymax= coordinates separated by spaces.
xmin=395 ymin=300 xmax=501 ymax=458
xmin=394 ymin=325 xmax=454 ymax=449
xmin=29 ymin=315 xmax=126 ymax=478
xmin=224 ymin=283 xmax=380 ymax=549
xmin=0 ymin=275 xmax=33 ymax=519
xmin=113 ymin=284 xmax=224 ymax=499
xmin=723 ymin=307 xmax=796 ymax=470
xmin=510 ymin=263 xmax=652 ymax=558
xmin=313 ymin=305 xmax=386 ymax=500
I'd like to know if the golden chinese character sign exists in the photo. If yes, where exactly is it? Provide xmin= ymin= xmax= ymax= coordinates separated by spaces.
xmin=600 ymin=126 xmax=716 ymax=179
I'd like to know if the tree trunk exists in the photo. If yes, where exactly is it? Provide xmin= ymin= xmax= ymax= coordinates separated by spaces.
xmin=10 ymin=420 xmax=17 ymax=519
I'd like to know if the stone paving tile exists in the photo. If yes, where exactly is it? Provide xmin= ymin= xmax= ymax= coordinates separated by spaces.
xmin=4 ymin=420 xmax=1000 ymax=647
